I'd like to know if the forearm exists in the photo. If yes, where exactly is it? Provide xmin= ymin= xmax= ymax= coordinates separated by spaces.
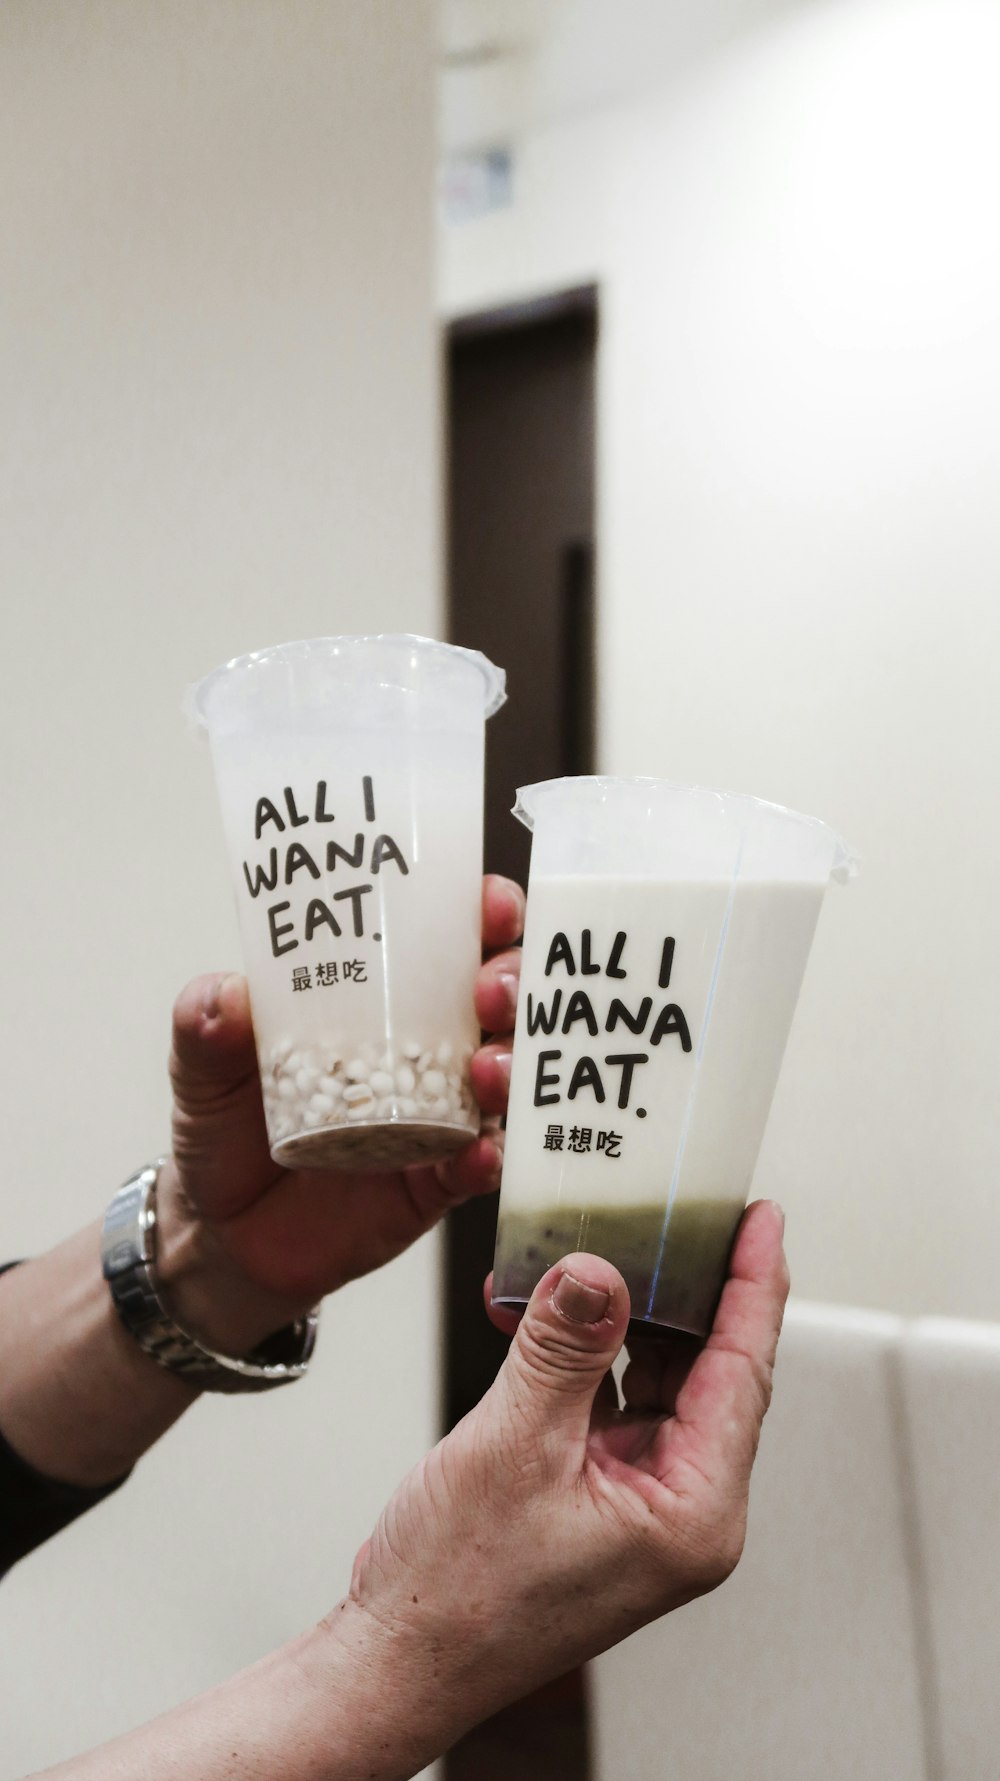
xmin=0 ymin=1161 xmax=307 ymax=1490
xmin=0 ymin=1221 xmax=196 ymax=1488
xmin=29 ymin=1606 xmax=463 ymax=1781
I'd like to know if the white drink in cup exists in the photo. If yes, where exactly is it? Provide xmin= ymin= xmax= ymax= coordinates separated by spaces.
xmin=189 ymin=635 xmax=505 ymax=1171
xmin=493 ymin=778 xmax=855 ymax=1336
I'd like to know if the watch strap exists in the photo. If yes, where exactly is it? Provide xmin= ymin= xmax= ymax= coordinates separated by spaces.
xmin=102 ymin=1162 xmax=318 ymax=1392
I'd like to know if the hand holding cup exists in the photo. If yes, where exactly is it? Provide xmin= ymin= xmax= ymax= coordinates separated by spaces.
xmin=157 ymin=875 xmax=523 ymax=1355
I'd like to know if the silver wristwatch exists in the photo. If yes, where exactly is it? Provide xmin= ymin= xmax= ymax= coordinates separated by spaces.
xmin=101 ymin=1161 xmax=319 ymax=1392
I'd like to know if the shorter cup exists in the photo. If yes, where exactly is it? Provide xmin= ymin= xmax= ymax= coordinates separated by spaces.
xmin=492 ymin=778 xmax=855 ymax=1335
xmin=190 ymin=634 xmax=505 ymax=1171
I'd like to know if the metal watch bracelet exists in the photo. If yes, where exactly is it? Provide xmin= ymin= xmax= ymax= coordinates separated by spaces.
xmin=101 ymin=1161 xmax=318 ymax=1392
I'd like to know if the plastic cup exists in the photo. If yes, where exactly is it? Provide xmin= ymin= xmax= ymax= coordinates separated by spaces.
xmin=189 ymin=634 xmax=506 ymax=1171
xmin=492 ymin=777 xmax=855 ymax=1336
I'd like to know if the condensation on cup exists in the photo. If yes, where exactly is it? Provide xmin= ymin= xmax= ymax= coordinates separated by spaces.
xmin=189 ymin=634 xmax=506 ymax=1171
xmin=492 ymin=778 xmax=856 ymax=1336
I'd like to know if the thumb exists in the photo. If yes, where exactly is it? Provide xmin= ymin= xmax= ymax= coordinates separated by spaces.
xmin=169 ymin=973 xmax=274 ymax=1217
xmin=170 ymin=972 xmax=258 ymax=1098
xmin=493 ymin=1253 xmax=630 ymax=1460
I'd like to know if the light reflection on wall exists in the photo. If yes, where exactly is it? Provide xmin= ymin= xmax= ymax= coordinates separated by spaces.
xmin=600 ymin=0 xmax=1000 ymax=1318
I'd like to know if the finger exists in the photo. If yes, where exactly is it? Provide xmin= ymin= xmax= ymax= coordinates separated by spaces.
xmin=481 ymin=876 xmax=526 ymax=952
xmin=426 ymin=1133 xmax=504 ymax=1212
xmin=170 ymin=973 xmax=258 ymax=1094
xmin=621 ymin=1329 xmax=703 ymax=1417
xmin=383 ymin=1135 xmax=503 ymax=1249
xmin=482 ymin=1309 xmax=619 ymax=1412
xmin=483 ymin=1273 xmax=623 ymax=1411
xmin=474 ymin=948 xmax=521 ymax=1035
xmin=169 ymin=973 xmax=278 ymax=1216
xmin=469 ymin=1041 xmax=512 ymax=1116
xmin=483 ymin=1270 xmax=524 ymax=1337
xmin=657 ymin=1202 xmax=789 ymax=1497
xmin=489 ymin=1253 xmax=630 ymax=1466
xmin=222 ymin=1144 xmax=504 ymax=1303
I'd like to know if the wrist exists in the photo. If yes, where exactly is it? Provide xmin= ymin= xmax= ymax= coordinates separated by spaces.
xmin=0 ymin=1223 xmax=196 ymax=1488
xmin=155 ymin=1161 xmax=306 ymax=1356
xmin=312 ymin=1595 xmax=472 ymax=1776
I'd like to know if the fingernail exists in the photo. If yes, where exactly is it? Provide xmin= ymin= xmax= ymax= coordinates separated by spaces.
xmin=553 ymin=1270 xmax=610 ymax=1325
xmin=495 ymin=1051 xmax=512 ymax=1083
xmin=202 ymin=976 xmax=225 ymax=1020
xmin=202 ymin=973 xmax=238 ymax=1021
xmin=768 ymin=1201 xmax=786 ymax=1236
xmin=503 ymin=886 xmax=525 ymax=927
xmin=481 ymin=1139 xmax=503 ymax=1186
xmin=498 ymin=971 xmax=519 ymax=1016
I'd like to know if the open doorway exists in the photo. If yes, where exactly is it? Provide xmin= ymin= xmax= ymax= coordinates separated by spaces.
xmin=444 ymin=286 xmax=598 ymax=1780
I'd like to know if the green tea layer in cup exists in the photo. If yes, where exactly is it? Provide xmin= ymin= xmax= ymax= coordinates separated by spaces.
xmin=492 ymin=1196 xmax=745 ymax=1337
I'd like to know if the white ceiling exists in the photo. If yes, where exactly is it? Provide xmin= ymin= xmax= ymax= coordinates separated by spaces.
xmin=438 ymin=0 xmax=564 ymax=67
xmin=437 ymin=0 xmax=804 ymax=153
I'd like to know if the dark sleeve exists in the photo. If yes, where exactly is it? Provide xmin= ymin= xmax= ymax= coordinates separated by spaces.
xmin=0 ymin=1263 xmax=131 ymax=1580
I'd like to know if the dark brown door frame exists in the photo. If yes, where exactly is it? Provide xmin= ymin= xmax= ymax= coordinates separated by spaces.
xmin=443 ymin=284 xmax=598 ymax=1781
xmin=448 ymin=282 xmax=599 ymax=342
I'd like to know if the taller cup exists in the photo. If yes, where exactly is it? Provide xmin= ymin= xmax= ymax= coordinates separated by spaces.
xmin=492 ymin=778 xmax=854 ymax=1336
xmin=190 ymin=635 xmax=505 ymax=1171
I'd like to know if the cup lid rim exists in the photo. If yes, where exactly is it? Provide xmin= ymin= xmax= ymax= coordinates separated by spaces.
xmin=513 ymin=775 xmax=859 ymax=882
xmin=186 ymin=633 xmax=507 ymax=727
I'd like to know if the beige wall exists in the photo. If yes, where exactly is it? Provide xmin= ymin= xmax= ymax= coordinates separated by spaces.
xmin=0 ymin=2 xmax=440 ymax=1773
xmin=440 ymin=0 xmax=1000 ymax=1323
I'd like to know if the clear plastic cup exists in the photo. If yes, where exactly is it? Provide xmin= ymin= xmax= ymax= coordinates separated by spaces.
xmin=492 ymin=777 xmax=855 ymax=1336
xmin=189 ymin=634 xmax=506 ymax=1171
